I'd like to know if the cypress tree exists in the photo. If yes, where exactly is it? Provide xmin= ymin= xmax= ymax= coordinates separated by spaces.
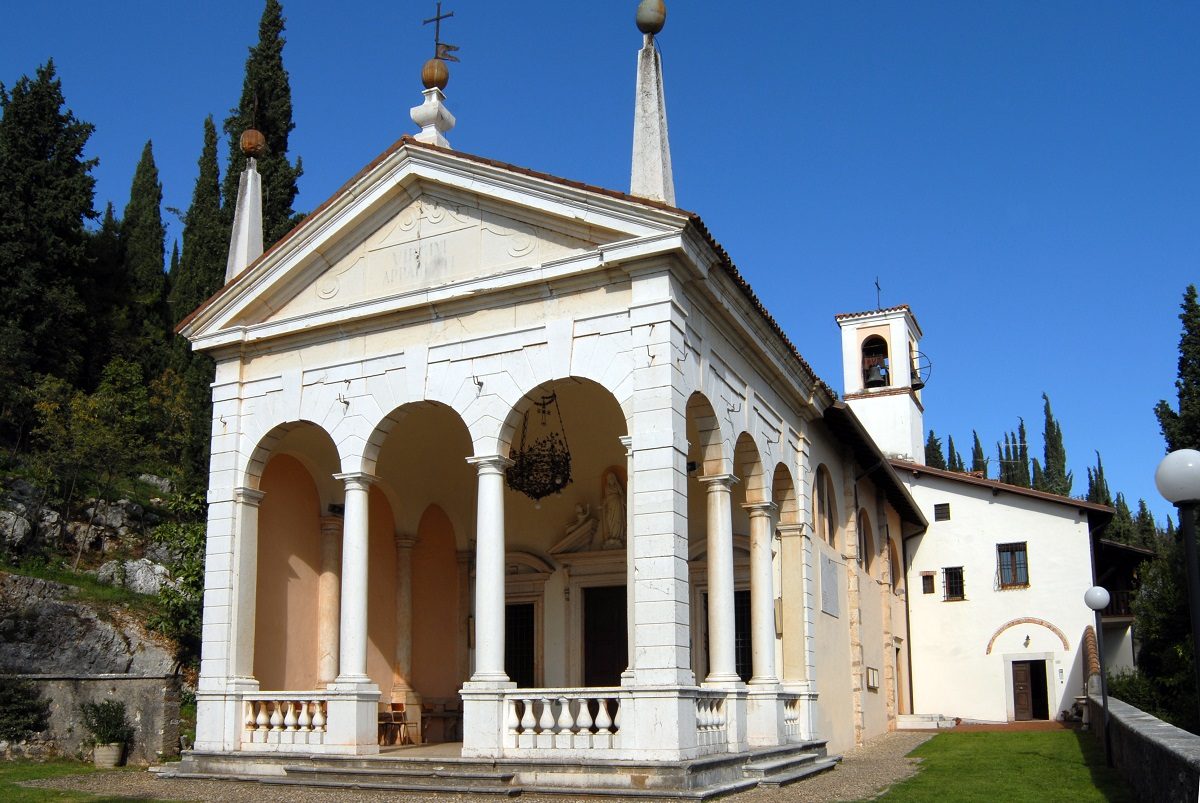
xmin=119 ymin=140 xmax=168 ymax=376
xmin=1106 ymin=492 xmax=1136 ymax=544
xmin=1156 ymin=285 xmax=1200 ymax=452
xmin=1134 ymin=499 xmax=1159 ymax=550
xmin=1086 ymin=451 xmax=1113 ymax=506
xmin=924 ymin=430 xmax=947 ymax=469
xmin=223 ymin=0 xmax=303 ymax=246
xmin=970 ymin=431 xmax=987 ymax=476
xmin=1037 ymin=393 xmax=1072 ymax=495
xmin=947 ymin=435 xmax=965 ymax=472
xmin=82 ymin=202 xmax=124 ymax=389
xmin=1014 ymin=419 xmax=1032 ymax=487
xmin=0 ymin=61 xmax=95 ymax=441
xmin=998 ymin=435 xmax=1013 ymax=484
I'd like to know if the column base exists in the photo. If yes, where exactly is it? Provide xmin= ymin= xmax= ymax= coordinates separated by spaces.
xmin=467 ymin=673 xmax=514 ymax=687
xmin=703 ymin=674 xmax=744 ymax=687
xmin=331 ymin=674 xmax=376 ymax=691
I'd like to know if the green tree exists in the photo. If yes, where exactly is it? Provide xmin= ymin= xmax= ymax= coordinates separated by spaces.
xmin=1133 ymin=499 xmax=1160 ymax=550
xmin=1086 ymin=451 xmax=1112 ymax=506
xmin=223 ymin=0 xmax=303 ymax=246
xmin=81 ymin=203 xmax=125 ymax=388
xmin=1033 ymin=393 xmax=1072 ymax=496
xmin=924 ymin=430 xmax=947 ymax=469
xmin=119 ymin=140 xmax=169 ymax=376
xmin=1014 ymin=419 xmax=1031 ymax=487
xmin=947 ymin=435 xmax=965 ymax=472
xmin=149 ymin=493 xmax=207 ymax=666
xmin=0 ymin=61 xmax=95 ymax=442
xmin=970 ymin=431 xmax=987 ymax=476
xmin=1156 ymin=285 xmax=1200 ymax=451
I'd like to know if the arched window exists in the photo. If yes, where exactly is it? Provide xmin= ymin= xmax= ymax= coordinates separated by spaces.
xmin=888 ymin=536 xmax=903 ymax=594
xmin=856 ymin=509 xmax=874 ymax=575
xmin=862 ymin=335 xmax=890 ymax=388
xmin=814 ymin=466 xmax=838 ymax=547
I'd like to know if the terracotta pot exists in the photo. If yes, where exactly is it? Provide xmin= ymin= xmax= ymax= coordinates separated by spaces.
xmin=92 ymin=743 xmax=123 ymax=768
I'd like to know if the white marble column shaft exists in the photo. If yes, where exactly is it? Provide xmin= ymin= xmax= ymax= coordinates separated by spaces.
xmin=229 ymin=487 xmax=265 ymax=684
xmin=700 ymin=474 xmax=740 ymax=685
xmin=334 ymin=472 xmax=375 ymax=686
xmin=620 ymin=435 xmax=636 ymax=681
xmin=745 ymin=502 xmax=779 ymax=684
xmin=467 ymin=455 xmax=513 ymax=684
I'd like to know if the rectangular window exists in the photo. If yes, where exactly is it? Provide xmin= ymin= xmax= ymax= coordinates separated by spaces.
xmin=866 ymin=667 xmax=880 ymax=691
xmin=943 ymin=566 xmax=965 ymax=600
xmin=921 ymin=573 xmax=935 ymax=594
xmin=934 ymin=503 xmax=951 ymax=521
xmin=997 ymin=542 xmax=1029 ymax=588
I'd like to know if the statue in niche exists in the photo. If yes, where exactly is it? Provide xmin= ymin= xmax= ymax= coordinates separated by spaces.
xmin=603 ymin=471 xmax=626 ymax=549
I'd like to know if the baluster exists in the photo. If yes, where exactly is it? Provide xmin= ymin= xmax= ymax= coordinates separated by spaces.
xmin=576 ymin=697 xmax=594 ymax=733
xmin=612 ymin=698 xmax=621 ymax=732
xmin=538 ymin=697 xmax=555 ymax=734
xmin=269 ymin=701 xmax=284 ymax=731
xmin=311 ymin=701 xmax=326 ymax=733
xmin=715 ymin=699 xmax=726 ymax=728
xmin=520 ymin=698 xmax=537 ymax=734
xmin=244 ymin=702 xmax=257 ymax=732
xmin=698 ymin=699 xmax=709 ymax=731
xmin=556 ymin=696 xmax=574 ymax=734
xmin=506 ymin=698 xmax=520 ymax=735
xmin=283 ymin=700 xmax=298 ymax=731
xmin=297 ymin=700 xmax=312 ymax=732
xmin=255 ymin=701 xmax=269 ymax=731
xmin=594 ymin=698 xmax=612 ymax=735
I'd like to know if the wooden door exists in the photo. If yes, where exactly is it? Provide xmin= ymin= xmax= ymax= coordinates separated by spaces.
xmin=1013 ymin=661 xmax=1033 ymax=721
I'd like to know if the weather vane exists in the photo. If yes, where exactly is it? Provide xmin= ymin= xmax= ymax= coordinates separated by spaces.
xmin=424 ymin=2 xmax=460 ymax=62
xmin=875 ymin=276 xmax=882 ymax=310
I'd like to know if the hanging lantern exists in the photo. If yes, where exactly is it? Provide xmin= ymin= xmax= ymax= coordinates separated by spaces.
xmin=506 ymin=392 xmax=573 ymax=501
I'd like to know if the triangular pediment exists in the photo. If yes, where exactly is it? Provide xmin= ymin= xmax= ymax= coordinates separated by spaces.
xmin=182 ymin=140 xmax=687 ymax=348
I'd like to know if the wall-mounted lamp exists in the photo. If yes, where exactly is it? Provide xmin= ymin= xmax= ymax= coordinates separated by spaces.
xmin=1023 ymin=635 xmax=1031 ymax=648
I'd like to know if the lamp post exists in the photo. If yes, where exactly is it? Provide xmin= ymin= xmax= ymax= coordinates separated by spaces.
xmin=1084 ymin=585 xmax=1112 ymax=767
xmin=1155 ymin=448 xmax=1200 ymax=729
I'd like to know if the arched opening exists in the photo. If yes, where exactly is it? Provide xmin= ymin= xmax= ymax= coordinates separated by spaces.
xmin=856 ymin=508 xmax=874 ymax=576
xmin=862 ymin=335 xmax=890 ymax=388
xmin=251 ymin=422 xmax=341 ymax=692
xmin=888 ymin=537 xmax=903 ymax=594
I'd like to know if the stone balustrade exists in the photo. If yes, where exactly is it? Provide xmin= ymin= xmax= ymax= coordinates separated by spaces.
xmin=503 ymin=689 xmax=622 ymax=751
xmin=782 ymin=693 xmax=803 ymax=741
xmin=694 ymin=690 xmax=728 ymax=749
xmin=242 ymin=693 xmax=328 ymax=749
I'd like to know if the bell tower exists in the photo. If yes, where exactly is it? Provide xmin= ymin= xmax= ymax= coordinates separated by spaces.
xmin=834 ymin=305 xmax=927 ymax=463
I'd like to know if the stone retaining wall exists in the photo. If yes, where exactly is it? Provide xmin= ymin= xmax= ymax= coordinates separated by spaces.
xmin=1 ymin=674 xmax=181 ymax=765
xmin=1089 ymin=694 xmax=1200 ymax=802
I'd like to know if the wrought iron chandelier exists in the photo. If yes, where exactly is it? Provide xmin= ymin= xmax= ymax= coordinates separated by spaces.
xmin=506 ymin=392 xmax=572 ymax=501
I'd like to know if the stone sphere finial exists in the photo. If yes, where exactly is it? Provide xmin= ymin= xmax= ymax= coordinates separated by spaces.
xmin=636 ymin=0 xmax=666 ymax=35
xmin=240 ymin=128 xmax=266 ymax=158
xmin=422 ymin=57 xmax=450 ymax=90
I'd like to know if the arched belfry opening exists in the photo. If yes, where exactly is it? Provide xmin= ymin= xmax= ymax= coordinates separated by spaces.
xmin=862 ymin=335 xmax=890 ymax=389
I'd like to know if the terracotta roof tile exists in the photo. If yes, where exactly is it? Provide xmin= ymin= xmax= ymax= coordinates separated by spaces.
xmin=833 ymin=304 xmax=912 ymax=322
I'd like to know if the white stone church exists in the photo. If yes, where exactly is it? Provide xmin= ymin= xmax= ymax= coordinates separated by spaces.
xmin=174 ymin=4 xmax=1110 ymax=795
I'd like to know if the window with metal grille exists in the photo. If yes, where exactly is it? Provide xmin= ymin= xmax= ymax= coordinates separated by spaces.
xmin=921 ymin=573 xmax=935 ymax=594
xmin=934 ymin=503 xmax=951 ymax=521
xmin=943 ymin=566 xmax=965 ymax=600
xmin=997 ymin=542 xmax=1029 ymax=588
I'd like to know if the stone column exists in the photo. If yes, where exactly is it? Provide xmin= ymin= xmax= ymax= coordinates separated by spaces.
xmin=620 ymin=434 xmax=636 ymax=683
xmin=333 ymin=472 xmax=376 ymax=687
xmin=229 ymin=487 xmax=265 ymax=686
xmin=317 ymin=515 xmax=343 ymax=687
xmin=700 ymin=474 xmax=740 ymax=685
xmin=392 ymin=533 xmax=422 ymax=737
xmin=466 ymin=455 xmax=513 ymax=684
xmin=745 ymin=502 xmax=779 ymax=685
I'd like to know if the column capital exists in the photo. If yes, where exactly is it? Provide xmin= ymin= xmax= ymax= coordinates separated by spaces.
xmin=467 ymin=454 xmax=514 ymax=475
xmin=742 ymin=501 xmax=778 ymax=518
xmin=698 ymin=473 xmax=739 ymax=491
xmin=394 ymin=533 xmax=419 ymax=550
xmin=618 ymin=435 xmax=634 ymax=455
xmin=233 ymin=487 xmax=266 ymax=507
xmin=333 ymin=472 xmax=378 ymax=492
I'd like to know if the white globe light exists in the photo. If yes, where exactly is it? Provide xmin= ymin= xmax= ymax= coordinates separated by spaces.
xmin=1084 ymin=586 xmax=1111 ymax=612
xmin=1157 ymin=449 xmax=1200 ymax=504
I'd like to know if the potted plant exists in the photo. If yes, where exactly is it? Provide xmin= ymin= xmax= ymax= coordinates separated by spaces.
xmin=80 ymin=700 xmax=134 ymax=768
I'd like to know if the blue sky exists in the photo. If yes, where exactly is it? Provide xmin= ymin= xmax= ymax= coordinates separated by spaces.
xmin=3 ymin=1 xmax=1197 ymax=521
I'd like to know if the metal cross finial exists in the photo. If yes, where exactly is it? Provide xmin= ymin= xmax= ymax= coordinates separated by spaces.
xmin=424 ymin=2 xmax=460 ymax=62
xmin=875 ymin=276 xmax=882 ymax=309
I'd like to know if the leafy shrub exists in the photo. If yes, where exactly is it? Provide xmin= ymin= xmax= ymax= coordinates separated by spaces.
xmin=0 ymin=677 xmax=50 ymax=741
xmin=79 ymin=700 xmax=133 ymax=745
xmin=148 ymin=493 xmax=206 ymax=668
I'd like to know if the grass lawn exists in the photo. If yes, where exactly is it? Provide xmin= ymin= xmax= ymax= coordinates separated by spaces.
xmin=875 ymin=731 xmax=1134 ymax=802
xmin=0 ymin=760 xmax=158 ymax=803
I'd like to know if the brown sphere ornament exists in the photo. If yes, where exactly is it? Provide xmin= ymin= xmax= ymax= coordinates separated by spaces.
xmin=422 ymin=57 xmax=450 ymax=90
xmin=239 ymin=128 xmax=267 ymax=158
xmin=636 ymin=0 xmax=666 ymax=35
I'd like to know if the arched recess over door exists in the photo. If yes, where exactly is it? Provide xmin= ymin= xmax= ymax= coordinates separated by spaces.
xmin=252 ymin=421 xmax=340 ymax=692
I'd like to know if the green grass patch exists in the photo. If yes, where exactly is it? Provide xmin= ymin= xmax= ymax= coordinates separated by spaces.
xmin=0 ymin=561 xmax=160 ymax=620
xmin=875 ymin=731 xmax=1134 ymax=802
xmin=0 ymin=758 xmax=150 ymax=802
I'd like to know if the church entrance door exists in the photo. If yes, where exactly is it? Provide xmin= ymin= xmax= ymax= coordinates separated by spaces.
xmin=583 ymin=585 xmax=627 ymax=687
xmin=505 ymin=603 xmax=536 ymax=688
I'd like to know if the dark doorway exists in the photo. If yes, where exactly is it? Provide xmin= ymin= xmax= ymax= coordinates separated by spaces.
xmin=583 ymin=585 xmax=627 ymax=687
xmin=1013 ymin=660 xmax=1049 ymax=721
xmin=505 ymin=603 xmax=535 ymax=688
xmin=734 ymin=589 xmax=751 ymax=682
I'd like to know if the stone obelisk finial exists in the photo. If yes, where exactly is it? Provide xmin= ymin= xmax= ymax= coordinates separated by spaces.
xmin=630 ymin=0 xmax=675 ymax=205
xmin=412 ymin=2 xmax=459 ymax=148
xmin=225 ymin=129 xmax=265 ymax=282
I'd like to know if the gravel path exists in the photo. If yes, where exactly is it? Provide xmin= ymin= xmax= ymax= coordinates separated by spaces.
xmin=24 ymin=731 xmax=933 ymax=802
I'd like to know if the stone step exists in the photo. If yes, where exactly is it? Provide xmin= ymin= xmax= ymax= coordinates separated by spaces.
xmin=742 ymin=751 xmax=820 ymax=777
xmin=261 ymin=776 xmax=521 ymax=796
xmin=521 ymin=777 xmax=761 ymax=801
xmin=756 ymin=755 xmax=841 ymax=788
xmin=282 ymin=763 xmax=516 ymax=787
